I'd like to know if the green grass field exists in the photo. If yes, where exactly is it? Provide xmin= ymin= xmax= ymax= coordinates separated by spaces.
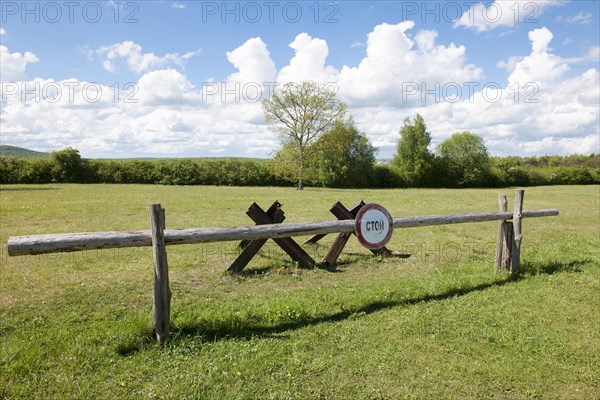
xmin=1 ymin=184 xmax=598 ymax=399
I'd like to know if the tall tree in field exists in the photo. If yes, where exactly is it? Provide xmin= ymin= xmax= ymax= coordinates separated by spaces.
xmin=310 ymin=119 xmax=377 ymax=188
xmin=51 ymin=147 xmax=86 ymax=183
xmin=392 ymin=114 xmax=433 ymax=186
xmin=263 ymin=81 xmax=347 ymax=190
xmin=436 ymin=131 xmax=492 ymax=187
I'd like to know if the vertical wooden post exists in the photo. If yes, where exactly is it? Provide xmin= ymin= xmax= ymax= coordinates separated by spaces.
xmin=495 ymin=194 xmax=508 ymax=272
xmin=149 ymin=203 xmax=171 ymax=344
xmin=511 ymin=190 xmax=524 ymax=275
xmin=501 ymin=222 xmax=514 ymax=271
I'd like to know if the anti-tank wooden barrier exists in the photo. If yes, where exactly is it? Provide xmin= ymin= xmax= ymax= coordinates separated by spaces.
xmin=229 ymin=201 xmax=315 ymax=273
xmin=305 ymin=200 xmax=392 ymax=267
xmin=7 ymin=189 xmax=558 ymax=343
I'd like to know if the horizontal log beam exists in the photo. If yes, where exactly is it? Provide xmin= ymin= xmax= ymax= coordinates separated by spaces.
xmin=7 ymin=209 xmax=559 ymax=256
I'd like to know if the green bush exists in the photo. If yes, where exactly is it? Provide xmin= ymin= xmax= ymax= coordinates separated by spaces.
xmin=435 ymin=132 xmax=493 ymax=188
xmin=0 ymin=157 xmax=23 ymax=184
xmin=21 ymin=158 xmax=54 ymax=183
xmin=506 ymin=167 xmax=531 ymax=186
xmin=310 ymin=121 xmax=377 ymax=188
xmin=554 ymin=167 xmax=598 ymax=185
xmin=158 ymin=159 xmax=200 ymax=185
xmin=51 ymin=148 xmax=86 ymax=183
xmin=2 ymin=147 xmax=598 ymax=188
xmin=371 ymin=164 xmax=404 ymax=188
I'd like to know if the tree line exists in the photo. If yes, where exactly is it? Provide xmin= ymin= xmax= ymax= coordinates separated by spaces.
xmin=1 ymin=143 xmax=598 ymax=187
xmin=261 ymin=81 xmax=598 ymax=188
xmin=1 ymin=81 xmax=598 ymax=187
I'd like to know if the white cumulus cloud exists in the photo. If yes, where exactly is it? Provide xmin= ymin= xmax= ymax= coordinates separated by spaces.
xmin=336 ymin=21 xmax=482 ymax=107
xmin=1 ymin=23 xmax=597 ymax=158
xmin=416 ymin=28 xmax=599 ymax=156
xmin=96 ymin=41 xmax=201 ymax=74
xmin=277 ymin=33 xmax=338 ymax=83
xmin=226 ymin=37 xmax=277 ymax=84
xmin=0 ymin=45 xmax=39 ymax=81
xmin=505 ymin=27 xmax=568 ymax=85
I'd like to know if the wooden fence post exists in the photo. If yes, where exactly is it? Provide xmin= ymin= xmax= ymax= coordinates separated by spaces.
xmin=495 ymin=194 xmax=514 ymax=273
xmin=495 ymin=194 xmax=508 ymax=272
xmin=149 ymin=204 xmax=171 ymax=344
xmin=511 ymin=190 xmax=524 ymax=275
xmin=501 ymin=222 xmax=514 ymax=272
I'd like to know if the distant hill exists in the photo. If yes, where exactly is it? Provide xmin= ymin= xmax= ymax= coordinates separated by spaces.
xmin=0 ymin=147 xmax=272 ymax=162
xmin=0 ymin=145 xmax=51 ymax=158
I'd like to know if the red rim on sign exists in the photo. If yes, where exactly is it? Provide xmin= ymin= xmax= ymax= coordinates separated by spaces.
xmin=354 ymin=203 xmax=394 ymax=250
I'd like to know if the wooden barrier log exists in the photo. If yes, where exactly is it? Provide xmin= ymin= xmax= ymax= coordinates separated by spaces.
xmin=7 ymin=209 xmax=559 ymax=256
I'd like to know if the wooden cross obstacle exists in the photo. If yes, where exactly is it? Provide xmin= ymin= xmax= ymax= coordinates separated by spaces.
xmin=231 ymin=200 xmax=392 ymax=272
xmin=304 ymin=200 xmax=392 ymax=267
xmin=7 ymin=189 xmax=558 ymax=343
xmin=228 ymin=201 xmax=314 ymax=273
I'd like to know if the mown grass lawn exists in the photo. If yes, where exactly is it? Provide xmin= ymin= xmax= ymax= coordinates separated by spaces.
xmin=1 ymin=184 xmax=598 ymax=399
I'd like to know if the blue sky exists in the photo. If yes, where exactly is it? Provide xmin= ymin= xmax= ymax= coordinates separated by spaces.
xmin=1 ymin=0 xmax=599 ymax=158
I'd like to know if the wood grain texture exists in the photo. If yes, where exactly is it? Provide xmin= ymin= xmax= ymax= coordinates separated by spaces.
xmin=303 ymin=200 xmax=364 ymax=244
xmin=8 ymin=209 xmax=559 ymax=256
xmin=149 ymin=204 xmax=170 ymax=344
xmin=511 ymin=190 xmax=525 ymax=275
xmin=495 ymin=194 xmax=508 ymax=273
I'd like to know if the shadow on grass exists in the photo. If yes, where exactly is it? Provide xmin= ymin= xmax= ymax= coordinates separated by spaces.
xmin=117 ymin=258 xmax=591 ymax=356
xmin=117 ymin=281 xmax=508 ymax=357
xmin=235 ymin=252 xmax=412 ymax=276
xmin=234 ymin=255 xmax=308 ymax=277
xmin=520 ymin=259 xmax=590 ymax=276
xmin=333 ymin=252 xmax=412 ymax=268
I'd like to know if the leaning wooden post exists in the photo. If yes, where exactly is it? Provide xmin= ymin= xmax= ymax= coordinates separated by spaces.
xmin=495 ymin=194 xmax=508 ymax=272
xmin=501 ymin=222 xmax=514 ymax=271
xmin=511 ymin=190 xmax=524 ymax=275
xmin=495 ymin=193 xmax=514 ymax=272
xmin=149 ymin=204 xmax=171 ymax=344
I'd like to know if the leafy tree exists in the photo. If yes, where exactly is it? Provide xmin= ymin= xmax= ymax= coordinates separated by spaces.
xmin=50 ymin=148 xmax=85 ymax=183
xmin=271 ymin=142 xmax=299 ymax=180
xmin=392 ymin=114 xmax=434 ymax=186
xmin=436 ymin=132 xmax=492 ymax=187
xmin=263 ymin=81 xmax=347 ymax=190
xmin=310 ymin=119 xmax=377 ymax=188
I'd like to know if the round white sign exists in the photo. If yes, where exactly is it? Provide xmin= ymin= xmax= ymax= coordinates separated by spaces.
xmin=354 ymin=204 xmax=394 ymax=250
